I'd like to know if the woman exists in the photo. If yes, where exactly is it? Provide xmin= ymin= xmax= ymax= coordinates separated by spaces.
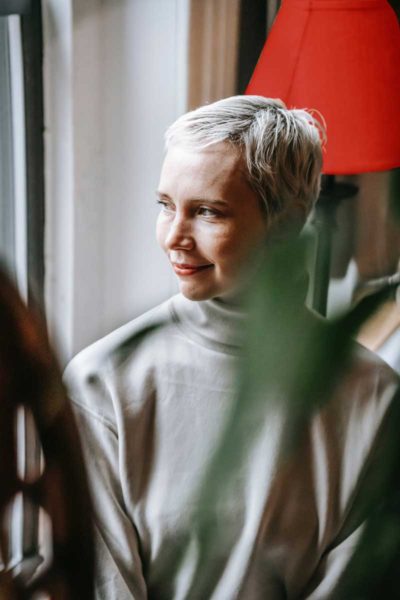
xmin=64 ymin=96 xmax=398 ymax=599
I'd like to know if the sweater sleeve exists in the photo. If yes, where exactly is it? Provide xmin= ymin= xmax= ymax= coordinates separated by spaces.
xmin=64 ymin=357 xmax=148 ymax=600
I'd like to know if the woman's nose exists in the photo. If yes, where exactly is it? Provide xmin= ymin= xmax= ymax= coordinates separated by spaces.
xmin=165 ymin=215 xmax=194 ymax=250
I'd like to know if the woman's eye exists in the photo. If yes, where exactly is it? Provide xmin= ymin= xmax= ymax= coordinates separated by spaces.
xmin=198 ymin=206 xmax=219 ymax=217
xmin=157 ymin=200 xmax=174 ymax=213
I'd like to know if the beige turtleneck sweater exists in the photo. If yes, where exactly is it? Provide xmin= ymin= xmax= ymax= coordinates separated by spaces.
xmin=64 ymin=294 xmax=399 ymax=599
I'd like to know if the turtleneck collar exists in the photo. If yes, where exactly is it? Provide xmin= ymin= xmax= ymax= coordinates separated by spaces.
xmin=169 ymin=294 xmax=247 ymax=355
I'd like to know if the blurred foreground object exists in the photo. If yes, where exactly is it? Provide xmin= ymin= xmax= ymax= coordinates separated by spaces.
xmin=0 ymin=269 xmax=94 ymax=599
xmin=246 ymin=0 xmax=400 ymax=315
xmin=193 ymin=234 xmax=400 ymax=597
xmin=242 ymin=238 xmax=400 ymax=600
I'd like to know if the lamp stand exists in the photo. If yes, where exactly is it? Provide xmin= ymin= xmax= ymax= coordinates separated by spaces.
xmin=311 ymin=175 xmax=358 ymax=316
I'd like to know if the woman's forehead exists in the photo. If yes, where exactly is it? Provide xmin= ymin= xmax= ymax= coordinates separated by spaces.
xmin=159 ymin=143 xmax=248 ymax=192
xmin=157 ymin=145 xmax=260 ymax=215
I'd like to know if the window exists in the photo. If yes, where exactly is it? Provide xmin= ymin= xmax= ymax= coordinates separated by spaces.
xmin=0 ymin=0 xmax=45 ymax=307
xmin=0 ymin=0 xmax=45 ymax=579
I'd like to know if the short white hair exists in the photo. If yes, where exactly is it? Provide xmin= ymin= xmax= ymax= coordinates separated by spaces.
xmin=165 ymin=96 xmax=326 ymax=230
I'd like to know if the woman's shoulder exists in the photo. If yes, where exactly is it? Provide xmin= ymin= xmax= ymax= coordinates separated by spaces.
xmin=63 ymin=295 xmax=178 ymax=404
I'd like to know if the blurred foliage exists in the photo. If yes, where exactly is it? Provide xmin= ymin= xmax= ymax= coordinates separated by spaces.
xmin=204 ymin=232 xmax=393 ymax=479
xmin=190 ymin=233 xmax=400 ymax=597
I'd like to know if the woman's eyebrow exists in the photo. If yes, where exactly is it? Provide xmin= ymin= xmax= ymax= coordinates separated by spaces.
xmin=188 ymin=198 xmax=229 ymax=208
xmin=155 ymin=191 xmax=170 ymax=199
xmin=156 ymin=191 xmax=228 ymax=205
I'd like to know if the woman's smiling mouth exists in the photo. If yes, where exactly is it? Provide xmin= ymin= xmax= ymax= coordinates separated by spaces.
xmin=172 ymin=263 xmax=213 ymax=276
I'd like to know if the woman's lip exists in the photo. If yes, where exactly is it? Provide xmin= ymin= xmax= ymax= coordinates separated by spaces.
xmin=172 ymin=263 xmax=213 ymax=276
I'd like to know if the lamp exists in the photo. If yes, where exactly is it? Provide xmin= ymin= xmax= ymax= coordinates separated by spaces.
xmin=246 ymin=0 xmax=400 ymax=313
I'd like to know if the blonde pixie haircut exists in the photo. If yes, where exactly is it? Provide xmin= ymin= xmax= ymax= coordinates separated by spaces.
xmin=165 ymin=96 xmax=325 ymax=231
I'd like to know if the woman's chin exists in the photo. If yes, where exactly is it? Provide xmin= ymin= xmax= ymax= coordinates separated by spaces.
xmin=179 ymin=281 xmax=218 ymax=302
xmin=180 ymin=287 xmax=213 ymax=301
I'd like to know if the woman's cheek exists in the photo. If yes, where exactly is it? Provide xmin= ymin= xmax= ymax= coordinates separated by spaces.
xmin=197 ymin=222 xmax=227 ymax=250
xmin=155 ymin=217 xmax=169 ymax=250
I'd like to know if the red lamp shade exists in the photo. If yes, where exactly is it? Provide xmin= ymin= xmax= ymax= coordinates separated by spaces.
xmin=246 ymin=0 xmax=400 ymax=174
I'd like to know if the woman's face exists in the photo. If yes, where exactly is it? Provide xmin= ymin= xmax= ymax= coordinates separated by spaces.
xmin=156 ymin=142 xmax=268 ymax=301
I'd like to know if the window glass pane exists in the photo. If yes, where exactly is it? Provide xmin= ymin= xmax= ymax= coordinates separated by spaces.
xmin=0 ymin=14 xmax=27 ymax=298
xmin=0 ymin=11 xmax=36 ymax=579
xmin=0 ymin=16 xmax=16 ymax=278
